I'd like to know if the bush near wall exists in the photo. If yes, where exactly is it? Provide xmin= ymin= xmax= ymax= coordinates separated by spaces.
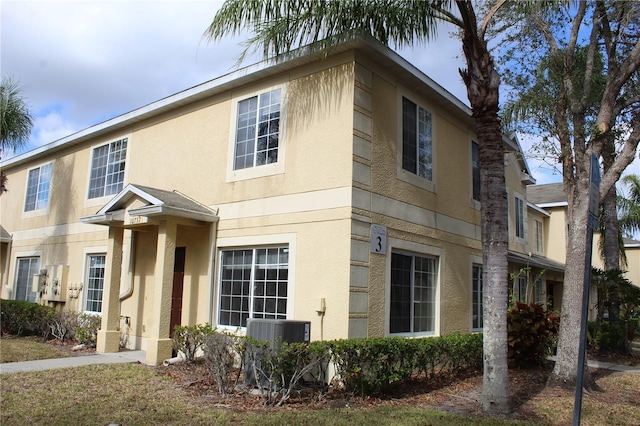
xmin=507 ymin=302 xmax=559 ymax=367
xmin=327 ymin=333 xmax=483 ymax=396
xmin=0 ymin=300 xmax=55 ymax=337
xmin=194 ymin=330 xmax=483 ymax=401
xmin=0 ymin=300 xmax=101 ymax=346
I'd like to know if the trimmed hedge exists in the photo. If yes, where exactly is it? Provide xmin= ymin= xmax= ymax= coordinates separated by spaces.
xmin=0 ymin=299 xmax=55 ymax=337
xmin=326 ymin=333 xmax=483 ymax=395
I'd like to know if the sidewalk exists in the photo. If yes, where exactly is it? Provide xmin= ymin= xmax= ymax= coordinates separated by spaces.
xmin=0 ymin=350 xmax=147 ymax=374
xmin=547 ymin=356 xmax=640 ymax=374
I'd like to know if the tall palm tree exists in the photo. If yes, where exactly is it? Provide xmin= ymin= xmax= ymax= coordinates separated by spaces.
xmin=1 ymin=76 xmax=34 ymax=194
xmin=618 ymin=174 xmax=640 ymax=238
xmin=206 ymin=0 xmax=512 ymax=414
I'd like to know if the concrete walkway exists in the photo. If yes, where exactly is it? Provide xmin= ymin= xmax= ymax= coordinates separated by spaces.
xmin=0 ymin=350 xmax=146 ymax=374
xmin=547 ymin=356 xmax=640 ymax=374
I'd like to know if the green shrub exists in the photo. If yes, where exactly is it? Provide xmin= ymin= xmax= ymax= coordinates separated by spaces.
xmin=75 ymin=313 xmax=102 ymax=346
xmin=587 ymin=320 xmax=628 ymax=354
xmin=0 ymin=300 xmax=55 ymax=338
xmin=48 ymin=310 xmax=79 ymax=342
xmin=327 ymin=333 xmax=482 ymax=396
xmin=172 ymin=323 xmax=216 ymax=361
xmin=203 ymin=331 xmax=247 ymax=394
xmin=244 ymin=338 xmax=332 ymax=405
xmin=507 ymin=302 xmax=559 ymax=367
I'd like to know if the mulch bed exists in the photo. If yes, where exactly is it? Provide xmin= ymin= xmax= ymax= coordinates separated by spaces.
xmin=152 ymin=352 xmax=639 ymax=420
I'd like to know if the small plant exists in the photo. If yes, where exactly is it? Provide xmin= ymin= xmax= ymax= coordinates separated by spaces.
xmin=244 ymin=339 xmax=332 ymax=406
xmin=172 ymin=323 xmax=216 ymax=361
xmin=507 ymin=302 xmax=559 ymax=367
xmin=76 ymin=313 xmax=101 ymax=346
xmin=203 ymin=331 xmax=246 ymax=394
xmin=48 ymin=311 xmax=79 ymax=342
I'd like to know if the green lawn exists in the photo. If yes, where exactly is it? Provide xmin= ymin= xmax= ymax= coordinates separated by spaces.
xmin=2 ymin=337 xmax=637 ymax=425
xmin=0 ymin=363 xmax=531 ymax=426
xmin=0 ymin=337 xmax=69 ymax=363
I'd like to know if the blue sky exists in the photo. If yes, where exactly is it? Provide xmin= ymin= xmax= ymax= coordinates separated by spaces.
xmin=2 ymin=1 xmax=637 ymax=185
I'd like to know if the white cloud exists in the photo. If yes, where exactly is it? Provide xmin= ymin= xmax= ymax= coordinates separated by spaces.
xmin=3 ymin=1 xmax=634 ymax=184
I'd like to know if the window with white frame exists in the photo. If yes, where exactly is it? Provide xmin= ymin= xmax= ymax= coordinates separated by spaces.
xmin=533 ymin=277 xmax=545 ymax=305
xmin=534 ymin=219 xmax=544 ymax=253
xmin=218 ymin=246 xmax=288 ymax=327
xmin=402 ymin=97 xmax=433 ymax=181
xmin=515 ymin=196 xmax=525 ymax=239
xmin=85 ymin=254 xmax=106 ymax=313
xmin=233 ymin=89 xmax=281 ymax=170
xmin=472 ymin=264 xmax=483 ymax=329
xmin=390 ymin=251 xmax=437 ymax=335
xmin=24 ymin=163 xmax=53 ymax=212
xmin=15 ymin=257 xmax=40 ymax=302
xmin=517 ymin=275 xmax=528 ymax=302
xmin=472 ymin=141 xmax=480 ymax=202
xmin=88 ymin=138 xmax=127 ymax=199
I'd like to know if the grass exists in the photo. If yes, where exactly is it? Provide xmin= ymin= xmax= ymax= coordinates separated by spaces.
xmin=1 ymin=337 xmax=638 ymax=425
xmin=0 ymin=363 xmax=533 ymax=426
xmin=0 ymin=337 xmax=69 ymax=363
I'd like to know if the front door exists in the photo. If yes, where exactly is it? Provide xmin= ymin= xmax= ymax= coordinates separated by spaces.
xmin=170 ymin=247 xmax=186 ymax=337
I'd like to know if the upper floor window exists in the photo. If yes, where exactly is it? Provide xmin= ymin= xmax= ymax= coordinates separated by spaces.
xmin=88 ymin=138 xmax=127 ymax=199
xmin=24 ymin=163 xmax=53 ymax=211
xmin=218 ymin=246 xmax=289 ymax=327
xmin=402 ymin=97 xmax=432 ymax=181
xmin=234 ymin=89 xmax=281 ymax=170
xmin=472 ymin=141 xmax=480 ymax=202
xmin=515 ymin=196 xmax=525 ymax=239
xmin=390 ymin=251 xmax=437 ymax=335
xmin=472 ymin=264 xmax=483 ymax=330
xmin=534 ymin=219 xmax=544 ymax=253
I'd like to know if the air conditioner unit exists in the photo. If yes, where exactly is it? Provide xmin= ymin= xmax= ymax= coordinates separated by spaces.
xmin=244 ymin=319 xmax=311 ymax=387
xmin=246 ymin=318 xmax=310 ymax=348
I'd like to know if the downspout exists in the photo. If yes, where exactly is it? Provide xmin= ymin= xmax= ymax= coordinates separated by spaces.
xmin=2 ymin=235 xmax=12 ymax=298
xmin=207 ymin=217 xmax=219 ymax=325
xmin=119 ymin=229 xmax=135 ymax=301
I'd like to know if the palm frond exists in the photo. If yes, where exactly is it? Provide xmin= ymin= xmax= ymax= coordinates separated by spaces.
xmin=205 ymin=0 xmax=456 ymax=60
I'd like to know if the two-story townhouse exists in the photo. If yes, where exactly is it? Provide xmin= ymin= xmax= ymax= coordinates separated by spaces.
xmin=527 ymin=182 xmax=640 ymax=319
xmin=0 ymin=35 xmax=549 ymax=365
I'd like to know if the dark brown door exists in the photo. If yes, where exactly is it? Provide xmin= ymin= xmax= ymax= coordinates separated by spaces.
xmin=170 ymin=247 xmax=186 ymax=337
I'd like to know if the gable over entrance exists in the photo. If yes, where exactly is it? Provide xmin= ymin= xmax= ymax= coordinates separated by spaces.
xmin=81 ymin=184 xmax=218 ymax=364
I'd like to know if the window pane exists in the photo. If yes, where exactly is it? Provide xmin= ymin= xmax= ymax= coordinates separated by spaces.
xmin=417 ymin=107 xmax=432 ymax=180
xmin=390 ymin=253 xmax=412 ymax=333
xmin=24 ymin=163 xmax=53 ymax=212
xmin=402 ymin=97 xmax=417 ymax=174
xmin=15 ymin=257 xmax=40 ymax=302
xmin=88 ymin=139 xmax=127 ymax=199
xmin=391 ymin=252 xmax=437 ymax=334
xmin=233 ymin=89 xmax=281 ymax=171
xmin=472 ymin=265 xmax=483 ymax=329
xmin=472 ymin=142 xmax=480 ymax=202
xmin=85 ymin=254 xmax=106 ymax=313
xmin=219 ymin=246 xmax=288 ymax=327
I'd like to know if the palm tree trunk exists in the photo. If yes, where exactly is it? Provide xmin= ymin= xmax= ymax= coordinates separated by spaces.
xmin=457 ymin=8 xmax=511 ymax=411
xmin=477 ymin=113 xmax=512 ymax=414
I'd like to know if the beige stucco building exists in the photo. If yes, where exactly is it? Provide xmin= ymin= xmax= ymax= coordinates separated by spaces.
xmin=1 ymin=36 xmax=576 ymax=365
